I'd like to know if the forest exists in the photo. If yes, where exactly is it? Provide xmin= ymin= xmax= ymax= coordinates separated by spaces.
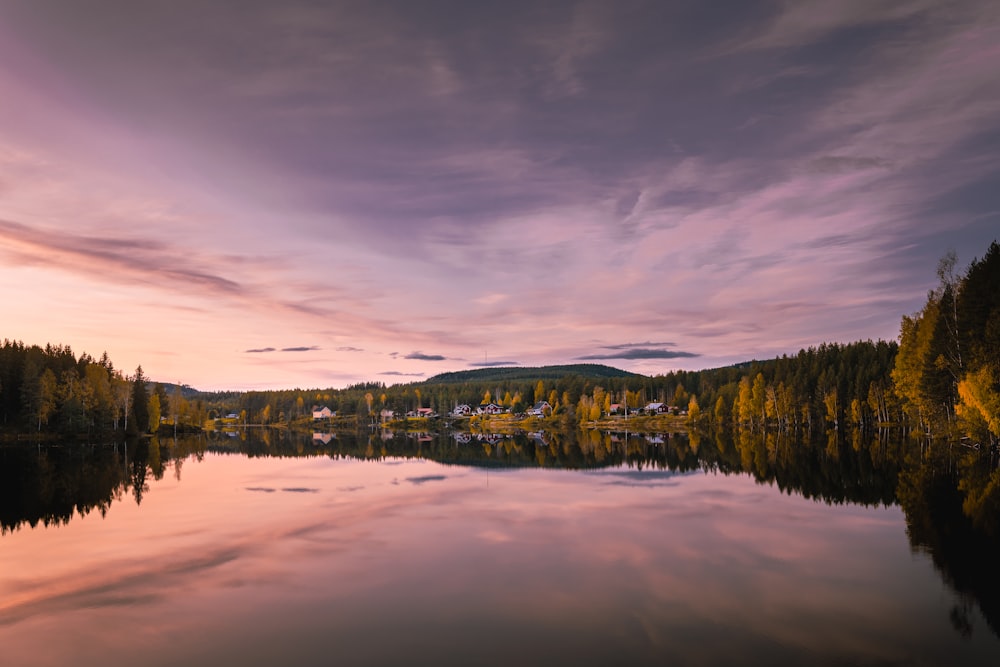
xmin=1 ymin=240 xmax=996 ymax=444
xmin=0 ymin=342 xmax=196 ymax=436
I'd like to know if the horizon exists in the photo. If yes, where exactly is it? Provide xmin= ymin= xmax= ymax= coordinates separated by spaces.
xmin=2 ymin=2 xmax=998 ymax=391
xmin=144 ymin=349 xmax=883 ymax=394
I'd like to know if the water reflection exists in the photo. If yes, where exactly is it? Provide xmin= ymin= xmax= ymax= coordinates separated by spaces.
xmin=1 ymin=427 xmax=999 ymax=660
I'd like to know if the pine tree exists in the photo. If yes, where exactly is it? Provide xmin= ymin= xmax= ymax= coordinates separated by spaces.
xmin=129 ymin=366 xmax=149 ymax=434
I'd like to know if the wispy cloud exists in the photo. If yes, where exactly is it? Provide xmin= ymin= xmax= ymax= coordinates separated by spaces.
xmin=245 ymin=347 xmax=276 ymax=354
xmin=380 ymin=371 xmax=425 ymax=377
xmin=576 ymin=349 xmax=700 ymax=361
xmin=468 ymin=361 xmax=519 ymax=367
xmin=336 ymin=346 xmax=364 ymax=352
xmin=601 ymin=341 xmax=678 ymax=350
xmin=0 ymin=218 xmax=244 ymax=295
xmin=281 ymin=346 xmax=319 ymax=352
xmin=404 ymin=351 xmax=446 ymax=361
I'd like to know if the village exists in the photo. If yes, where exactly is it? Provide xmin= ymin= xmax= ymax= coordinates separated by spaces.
xmin=310 ymin=399 xmax=688 ymax=423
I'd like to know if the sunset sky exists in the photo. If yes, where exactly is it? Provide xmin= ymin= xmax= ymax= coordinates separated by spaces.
xmin=2 ymin=1 xmax=998 ymax=390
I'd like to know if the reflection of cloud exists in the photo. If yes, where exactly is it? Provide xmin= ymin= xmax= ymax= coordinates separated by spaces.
xmin=405 ymin=475 xmax=447 ymax=485
xmin=478 ymin=530 xmax=513 ymax=543
xmin=246 ymin=487 xmax=276 ymax=493
xmin=0 ymin=547 xmax=243 ymax=627
xmin=576 ymin=349 xmax=699 ymax=360
xmin=405 ymin=352 xmax=446 ymax=361
xmin=337 ymin=486 xmax=365 ymax=492
xmin=603 ymin=479 xmax=683 ymax=489
xmin=586 ymin=469 xmax=699 ymax=488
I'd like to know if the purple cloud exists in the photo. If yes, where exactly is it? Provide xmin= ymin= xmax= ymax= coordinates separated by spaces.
xmin=405 ymin=352 xmax=446 ymax=361
xmin=576 ymin=349 xmax=699 ymax=361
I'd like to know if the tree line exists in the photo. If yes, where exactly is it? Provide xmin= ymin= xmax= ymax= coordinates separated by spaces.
xmin=892 ymin=242 xmax=1000 ymax=444
xmin=196 ymin=241 xmax=999 ymax=446
xmin=0 ymin=341 xmax=155 ymax=435
xmin=5 ymin=241 xmax=995 ymax=444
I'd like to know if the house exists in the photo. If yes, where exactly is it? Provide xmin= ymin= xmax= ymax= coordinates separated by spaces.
xmin=380 ymin=409 xmax=396 ymax=422
xmin=451 ymin=404 xmax=472 ymax=417
xmin=644 ymin=402 xmax=668 ymax=414
xmin=312 ymin=406 xmax=334 ymax=420
xmin=477 ymin=403 xmax=505 ymax=415
xmin=526 ymin=401 xmax=550 ymax=416
xmin=416 ymin=407 xmax=437 ymax=418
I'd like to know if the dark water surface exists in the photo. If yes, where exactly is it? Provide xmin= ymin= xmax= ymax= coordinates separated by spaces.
xmin=2 ymin=430 xmax=999 ymax=666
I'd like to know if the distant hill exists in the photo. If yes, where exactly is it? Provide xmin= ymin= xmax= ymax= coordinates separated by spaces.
xmin=150 ymin=381 xmax=202 ymax=399
xmin=425 ymin=364 xmax=642 ymax=384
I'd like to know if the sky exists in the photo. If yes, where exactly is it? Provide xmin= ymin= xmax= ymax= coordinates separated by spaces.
xmin=1 ymin=0 xmax=998 ymax=391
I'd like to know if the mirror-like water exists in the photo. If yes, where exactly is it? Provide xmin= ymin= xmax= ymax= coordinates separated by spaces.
xmin=2 ymin=429 xmax=999 ymax=666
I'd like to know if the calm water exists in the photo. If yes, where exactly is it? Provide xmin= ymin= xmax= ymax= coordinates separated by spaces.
xmin=2 ymin=429 xmax=999 ymax=666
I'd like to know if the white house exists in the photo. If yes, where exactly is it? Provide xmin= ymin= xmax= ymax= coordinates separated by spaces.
xmin=312 ymin=406 xmax=334 ymax=420
xmin=451 ymin=404 xmax=472 ymax=416
xmin=477 ymin=403 xmax=505 ymax=415
xmin=527 ymin=401 xmax=551 ymax=416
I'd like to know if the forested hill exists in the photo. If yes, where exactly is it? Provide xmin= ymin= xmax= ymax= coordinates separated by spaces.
xmin=425 ymin=364 xmax=642 ymax=384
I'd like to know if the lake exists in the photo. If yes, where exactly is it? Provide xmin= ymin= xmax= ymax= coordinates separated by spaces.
xmin=2 ymin=429 xmax=999 ymax=666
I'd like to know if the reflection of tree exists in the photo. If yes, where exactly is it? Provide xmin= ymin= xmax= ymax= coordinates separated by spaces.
xmin=5 ymin=426 xmax=999 ymax=644
xmin=0 ymin=444 xmax=126 ymax=533
xmin=897 ymin=443 xmax=1000 ymax=639
xmin=129 ymin=442 xmax=150 ymax=505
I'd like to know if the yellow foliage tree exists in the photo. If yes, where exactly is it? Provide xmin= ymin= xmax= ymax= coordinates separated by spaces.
xmin=687 ymin=395 xmax=701 ymax=423
xmin=148 ymin=393 xmax=161 ymax=432
xmin=956 ymin=366 xmax=1000 ymax=440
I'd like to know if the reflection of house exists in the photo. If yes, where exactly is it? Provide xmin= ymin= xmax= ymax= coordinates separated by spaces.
xmin=312 ymin=432 xmax=335 ymax=445
xmin=312 ymin=406 xmax=335 ymax=420
xmin=477 ymin=403 xmax=505 ymax=415
xmin=453 ymin=432 xmax=472 ymax=444
xmin=528 ymin=431 xmax=550 ymax=447
xmin=451 ymin=404 xmax=472 ymax=417
xmin=526 ymin=401 xmax=550 ymax=416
